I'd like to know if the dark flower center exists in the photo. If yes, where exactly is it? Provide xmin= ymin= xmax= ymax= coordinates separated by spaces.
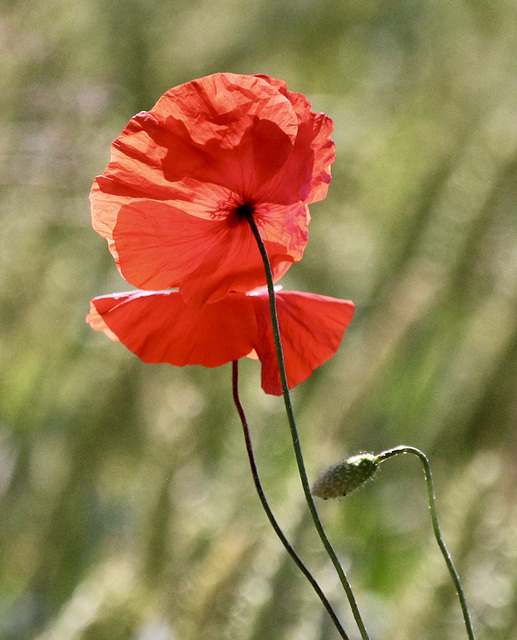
xmin=234 ymin=201 xmax=255 ymax=221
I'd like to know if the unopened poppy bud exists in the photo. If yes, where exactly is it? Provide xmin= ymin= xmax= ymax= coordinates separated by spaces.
xmin=311 ymin=453 xmax=379 ymax=499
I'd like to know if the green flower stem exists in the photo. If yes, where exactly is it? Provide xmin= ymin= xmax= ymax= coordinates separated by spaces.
xmin=232 ymin=361 xmax=350 ymax=640
xmin=377 ymin=446 xmax=476 ymax=640
xmin=246 ymin=217 xmax=370 ymax=640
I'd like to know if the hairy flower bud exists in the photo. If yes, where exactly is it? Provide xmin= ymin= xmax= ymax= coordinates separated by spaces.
xmin=311 ymin=454 xmax=379 ymax=499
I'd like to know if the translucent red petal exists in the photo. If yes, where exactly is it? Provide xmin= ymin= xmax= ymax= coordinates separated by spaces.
xmin=87 ymin=288 xmax=354 ymax=395
xmin=250 ymin=291 xmax=355 ymax=395
xmin=111 ymin=199 xmax=296 ymax=307
xmin=87 ymin=290 xmax=257 ymax=367
xmin=90 ymin=73 xmax=335 ymax=304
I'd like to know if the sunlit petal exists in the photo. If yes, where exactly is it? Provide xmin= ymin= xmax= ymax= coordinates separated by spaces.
xmin=87 ymin=290 xmax=258 ymax=367
xmin=90 ymin=73 xmax=335 ymax=304
xmin=250 ymin=290 xmax=355 ymax=395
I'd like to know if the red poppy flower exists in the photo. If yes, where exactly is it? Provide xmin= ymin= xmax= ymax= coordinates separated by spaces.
xmin=86 ymin=288 xmax=354 ymax=395
xmin=90 ymin=73 xmax=335 ymax=308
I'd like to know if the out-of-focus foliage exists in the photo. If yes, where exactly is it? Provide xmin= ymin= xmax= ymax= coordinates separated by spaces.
xmin=1 ymin=0 xmax=517 ymax=638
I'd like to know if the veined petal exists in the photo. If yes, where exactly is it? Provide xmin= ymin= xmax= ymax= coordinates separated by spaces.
xmin=87 ymin=287 xmax=354 ymax=395
xmin=152 ymin=74 xmax=298 ymax=147
xmin=255 ymin=201 xmax=309 ymax=262
xmin=90 ymin=72 xmax=335 ymax=307
xmin=87 ymin=290 xmax=257 ymax=367
xmin=111 ymin=199 xmax=226 ymax=291
xmin=91 ymin=74 xmax=298 ymax=216
xmin=255 ymin=75 xmax=335 ymax=205
xmin=177 ymin=234 xmax=294 ymax=308
xmin=159 ymin=113 xmax=295 ymax=196
xmin=111 ymin=199 xmax=294 ymax=306
xmin=303 ymin=112 xmax=336 ymax=203
xmin=250 ymin=291 xmax=355 ymax=395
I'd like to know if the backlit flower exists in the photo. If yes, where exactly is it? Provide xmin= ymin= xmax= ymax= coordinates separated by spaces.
xmin=90 ymin=73 xmax=335 ymax=308
xmin=86 ymin=288 xmax=354 ymax=395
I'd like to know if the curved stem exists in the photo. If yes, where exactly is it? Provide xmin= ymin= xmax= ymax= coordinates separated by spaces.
xmin=377 ymin=446 xmax=475 ymax=640
xmin=246 ymin=217 xmax=370 ymax=640
xmin=232 ymin=361 xmax=350 ymax=639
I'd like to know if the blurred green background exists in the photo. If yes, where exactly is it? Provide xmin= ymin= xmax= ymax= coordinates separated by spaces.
xmin=2 ymin=0 xmax=517 ymax=638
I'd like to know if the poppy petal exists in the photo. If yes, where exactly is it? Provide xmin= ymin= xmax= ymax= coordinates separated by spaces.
xmin=90 ymin=73 xmax=334 ymax=305
xmin=87 ymin=290 xmax=257 ymax=367
xmin=159 ymin=111 xmax=296 ymax=196
xmin=87 ymin=287 xmax=354 ymax=395
xmin=111 ymin=199 xmax=295 ymax=307
xmin=91 ymin=74 xmax=297 ymax=211
xmin=255 ymin=75 xmax=335 ymax=205
xmin=250 ymin=291 xmax=355 ymax=395
xmin=152 ymin=73 xmax=298 ymax=148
